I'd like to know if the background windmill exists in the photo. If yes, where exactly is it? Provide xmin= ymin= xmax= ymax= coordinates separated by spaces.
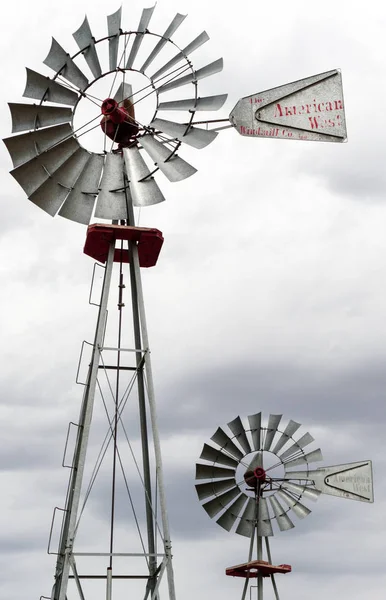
xmin=1 ymin=2 xmax=386 ymax=600
xmin=196 ymin=413 xmax=373 ymax=599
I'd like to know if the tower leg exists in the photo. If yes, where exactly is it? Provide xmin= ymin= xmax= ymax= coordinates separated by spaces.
xmin=126 ymin=198 xmax=176 ymax=600
xmin=52 ymin=242 xmax=115 ymax=600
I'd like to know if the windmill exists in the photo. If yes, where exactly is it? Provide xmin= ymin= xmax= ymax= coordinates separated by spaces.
xmin=2 ymin=4 xmax=351 ymax=600
xmin=195 ymin=412 xmax=374 ymax=600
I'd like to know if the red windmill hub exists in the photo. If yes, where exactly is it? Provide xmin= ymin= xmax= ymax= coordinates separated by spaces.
xmin=100 ymin=96 xmax=139 ymax=147
xmin=244 ymin=466 xmax=267 ymax=489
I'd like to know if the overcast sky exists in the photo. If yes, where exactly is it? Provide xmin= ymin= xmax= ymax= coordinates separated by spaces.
xmin=0 ymin=0 xmax=385 ymax=599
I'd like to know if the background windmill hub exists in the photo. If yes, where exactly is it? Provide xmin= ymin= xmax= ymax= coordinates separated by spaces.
xmin=237 ymin=450 xmax=285 ymax=497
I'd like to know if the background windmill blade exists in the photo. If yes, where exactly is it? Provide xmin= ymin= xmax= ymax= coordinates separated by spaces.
xmin=202 ymin=487 xmax=241 ymax=518
xmin=248 ymin=412 xmax=262 ymax=451
xmin=107 ymin=7 xmax=122 ymax=71
xmin=151 ymin=32 xmax=210 ymax=81
xmin=95 ymin=153 xmax=128 ymax=220
xmin=276 ymin=490 xmax=311 ymax=519
xmin=227 ymin=416 xmax=251 ymax=455
xmin=140 ymin=13 xmax=187 ymax=73
xmin=258 ymin=497 xmax=274 ymax=537
xmin=10 ymin=137 xmax=80 ymax=196
xmin=151 ymin=118 xmax=218 ymax=149
xmin=235 ymin=497 xmax=257 ymax=537
xmin=195 ymin=464 xmax=236 ymax=480
xmin=23 ymin=69 xmax=78 ymax=105
xmin=272 ymin=420 xmax=301 ymax=455
xmin=114 ymin=82 xmax=133 ymax=104
xmin=59 ymin=153 xmax=104 ymax=224
xmin=44 ymin=38 xmax=88 ymax=89
xmin=195 ymin=478 xmax=236 ymax=501
xmin=158 ymin=58 xmax=223 ymax=94
xmin=29 ymin=149 xmax=90 ymax=216
xmin=73 ymin=16 xmax=102 ymax=79
xmin=199 ymin=443 xmax=239 ymax=468
xmin=210 ymin=427 xmax=244 ymax=460
xmin=123 ymin=146 xmax=165 ymax=207
xmin=8 ymin=103 xmax=72 ymax=133
xmin=140 ymin=135 xmax=196 ymax=182
xmin=264 ymin=414 xmax=282 ymax=451
xmin=269 ymin=496 xmax=294 ymax=531
xmin=281 ymin=481 xmax=321 ymax=501
xmin=279 ymin=432 xmax=315 ymax=461
xmin=4 ymin=124 xmax=74 ymax=168
xmin=216 ymin=495 xmax=248 ymax=532
xmin=126 ymin=6 xmax=156 ymax=69
xmin=158 ymin=94 xmax=228 ymax=112
xmin=284 ymin=448 xmax=323 ymax=470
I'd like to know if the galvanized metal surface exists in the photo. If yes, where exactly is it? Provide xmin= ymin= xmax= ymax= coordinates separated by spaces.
xmin=151 ymin=118 xmax=218 ymax=149
xmin=8 ymin=103 xmax=72 ymax=133
xmin=280 ymin=431 xmax=314 ymax=460
xmin=151 ymin=31 xmax=210 ymax=80
xmin=158 ymin=58 xmax=224 ymax=93
xmin=94 ymin=153 xmax=127 ymax=219
xmin=216 ymin=495 xmax=248 ymax=532
xmin=113 ymin=82 xmax=133 ymax=105
xmin=269 ymin=496 xmax=294 ymax=532
xmin=257 ymin=497 xmax=273 ymax=537
xmin=158 ymin=94 xmax=228 ymax=112
xmin=59 ymin=153 xmax=104 ymax=224
xmin=73 ymin=16 xmax=102 ymax=79
xmin=276 ymin=490 xmax=311 ymax=519
xmin=123 ymin=146 xmax=165 ymax=207
xmin=195 ymin=463 xmax=236 ymax=481
xmin=230 ymin=69 xmax=347 ymax=142
xmin=272 ymin=420 xmax=301 ymax=455
xmin=4 ymin=123 xmax=73 ymax=168
xmin=196 ymin=478 xmax=237 ymax=501
xmin=140 ymin=13 xmax=187 ymax=73
xmin=23 ymin=68 xmax=78 ymax=105
xmin=210 ymin=426 xmax=244 ymax=460
xmin=29 ymin=148 xmax=90 ymax=216
xmin=126 ymin=6 xmax=155 ymax=69
xmin=286 ymin=461 xmax=374 ymax=502
xmin=11 ymin=137 xmax=80 ymax=196
xmin=200 ymin=443 xmax=239 ymax=468
xmin=235 ymin=497 xmax=257 ymax=537
xmin=140 ymin=135 xmax=197 ymax=182
xmin=263 ymin=414 xmax=282 ymax=451
xmin=107 ymin=7 xmax=122 ymax=71
xmin=44 ymin=38 xmax=88 ymax=89
xmin=248 ymin=412 xmax=262 ymax=451
xmin=227 ymin=415 xmax=252 ymax=455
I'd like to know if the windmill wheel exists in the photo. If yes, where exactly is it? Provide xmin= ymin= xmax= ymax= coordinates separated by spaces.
xmin=4 ymin=6 xmax=227 ymax=224
xmin=195 ymin=413 xmax=324 ymax=537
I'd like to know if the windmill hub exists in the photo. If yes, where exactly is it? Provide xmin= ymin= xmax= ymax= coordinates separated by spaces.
xmin=244 ymin=466 xmax=267 ymax=489
xmin=100 ymin=96 xmax=139 ymax=147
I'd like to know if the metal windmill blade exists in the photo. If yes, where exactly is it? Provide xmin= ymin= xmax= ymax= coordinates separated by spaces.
xmin=3 ymin=7 xmax=227 ymax=224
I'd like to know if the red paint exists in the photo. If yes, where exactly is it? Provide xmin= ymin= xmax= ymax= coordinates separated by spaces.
xmin=84 ymin=224 xmax=164 ymax=268
xmin=226 ymin=560 xmax=292 ymax=578
xmin=100 ymin=97 xmax=139 ymax=147
xmin=273 ymin=98 xmax=344 ymax=119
